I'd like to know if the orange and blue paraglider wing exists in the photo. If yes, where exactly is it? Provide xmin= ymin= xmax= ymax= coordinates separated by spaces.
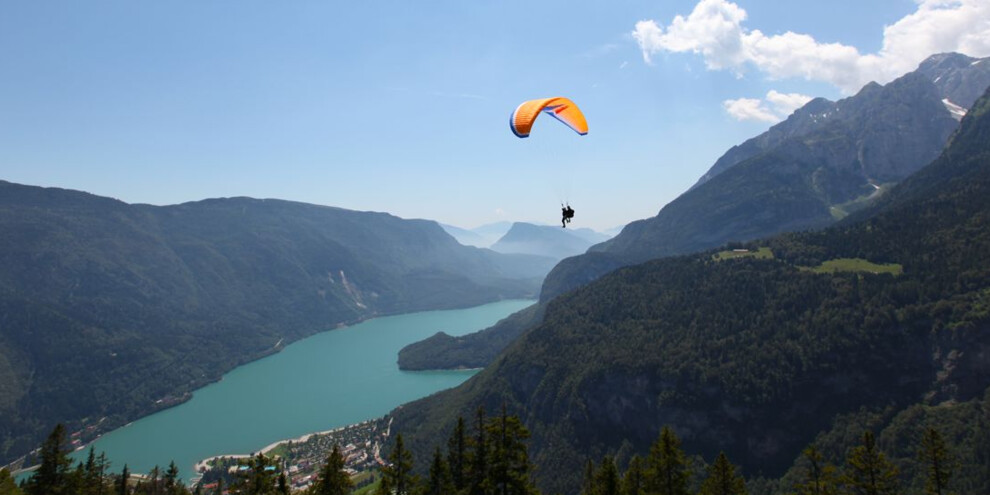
xmin=510 ymin=97 xmax=588 ymax=138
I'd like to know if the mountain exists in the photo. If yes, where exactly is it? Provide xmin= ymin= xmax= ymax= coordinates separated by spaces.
xmin=0 ymin=183 xmax=555 ymax=466
xmin=562 ymin=227 xmax=611 ymax=245
xmin=540 ymin=53 xmax=990 ymax=303
xmin=441 ymin=221 xmax=515 ymax=248
xmin=389 ymin=87 xmax=990 ymax=494
xmin=398 ymin=222 xmax=611 ymax=370
xmin=440 ymin=223 xmax=489 ymax=247
xmin=397 ymin=302 xmax=543 ymax=371
xmin=489 ymin=222 xmax=606 ymax=261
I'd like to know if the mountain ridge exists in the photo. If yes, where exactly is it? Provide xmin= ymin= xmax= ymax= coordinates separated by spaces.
xmin=540 ymin=52 xmax=990 ymax=303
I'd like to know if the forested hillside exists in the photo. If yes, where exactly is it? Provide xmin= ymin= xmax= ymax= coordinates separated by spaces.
xmin=0 ymin=185 xmax=554 ymax=467
xmin=390 ymin=87 xmax=990 ymax=494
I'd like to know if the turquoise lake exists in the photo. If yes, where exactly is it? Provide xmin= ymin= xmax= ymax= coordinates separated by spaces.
xmin=65 ymin=299 xmax=533 ymax=482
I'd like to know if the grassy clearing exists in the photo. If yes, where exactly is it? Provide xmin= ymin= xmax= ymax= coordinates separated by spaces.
xmin=352 ymin=475 xmax=380 ymax=495
xmin=803 ymin=258 xmax=903 ymax=275
xmin=713 ymin=246 xmax=774 ymax=261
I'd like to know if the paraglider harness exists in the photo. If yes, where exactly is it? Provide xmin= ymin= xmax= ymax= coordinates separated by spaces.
xmin=561 ymin=203 xmax=575 ymax=228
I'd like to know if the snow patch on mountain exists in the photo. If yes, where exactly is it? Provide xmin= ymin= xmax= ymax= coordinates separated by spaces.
xmin=942 ymin=98 xmax=968 ymax=121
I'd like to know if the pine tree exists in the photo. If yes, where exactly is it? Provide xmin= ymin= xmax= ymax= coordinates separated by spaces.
xmin=71 ymin=461 xmax=87 ymax=494
xmin=26 ymin=424 xmax=73 ymax=495
xmin=644 ymin=426 xmax=691 ymax=495
xmin=919 ymin=427 xmax=953 ymax=495
xmin=277 ymin=473 xmax=289 ymax=495
xmin=374 ymin=472 xmax=393 ymax=495
xmin=468 ymin=406 xmax=489 ymax=495
xmin=85 ymin=448 xmax=100 ymax=494
xmin=148 ymin=466 xmax=161 ymax=495
xmin=0 ymin=468 xmax=22 ymax=495
xmin=620 ymin=455 xmax=646 ymax=495
xmin=164 ymin=462 xmax=180 ymax=494
xmin=486 ymin=404 xmax=537 ymax=495
xmin=96 ymin=452 xmax=110 ymax=495
xmin=426 ymin=446 xmax=454 ymax=495
xmin=697 ymin=452 xmax=746 ymax=495
xmin=581 ymin=460 xmax=594 ymax=495
xmin=793 ymin=446 xmax=838 ymax=495
xmin=842 ymin=431 xmax=899 ymax=495
xmin=313 ymin=444 xmax=353 ymax=495
xmin=592 ymin=456 xmax=621 ymax=495
xmin=381 ymin=434 xmax=416 ymax=495
xmin=448 ymin=416 xmax=468 ymax=492
xmin=119 ymin=464 xmax=130 ymax=495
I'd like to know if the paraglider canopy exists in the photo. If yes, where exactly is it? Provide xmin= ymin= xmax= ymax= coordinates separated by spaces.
xmin=510 ymin=97 xmax=588 ymax=138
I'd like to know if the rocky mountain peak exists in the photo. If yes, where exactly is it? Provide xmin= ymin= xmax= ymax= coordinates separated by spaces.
xmin=917 ymin=52 xmax=990 ymax=110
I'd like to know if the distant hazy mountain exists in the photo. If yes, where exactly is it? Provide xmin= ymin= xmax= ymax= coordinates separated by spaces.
xmin=0 ymin=182 xmax=555 ymax=466
xmin=441 ymin=221 xmax=513 ymax=248
xmin=566 ymin=227 xmax=612 ymax=245
xmin=439 ymin=223 xmax=489 ymax=247
xmin=541 ymin=52 xmax=990 ymax=302
xmin=489 ymin=222 xmax=608 ymax=261
xmin=392 ymin=86 xmax=990 ymax=495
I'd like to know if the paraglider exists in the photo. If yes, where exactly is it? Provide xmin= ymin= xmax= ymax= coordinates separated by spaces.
xmin=561 ymin=204 xmax=574 ymax=228
xmin=510 ymin=97 xmax=588 ymax=226
xmin=509 ymin=97 xmax=588 ymax=138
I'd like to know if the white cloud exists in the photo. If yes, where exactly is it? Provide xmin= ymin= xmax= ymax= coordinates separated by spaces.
xmin=724 ymin=90 xmax=813 ymax=123
xmin=723 ymin=97 xmax=779 ymax=122
xmin=633 ymin=0 xmax=990 ymax=93
xmin=766 ymin=90 xmax=813 ymax=116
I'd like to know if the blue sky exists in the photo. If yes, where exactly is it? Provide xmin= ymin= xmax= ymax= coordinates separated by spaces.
xmin=2 ymin=1 xmax=988 ymax=230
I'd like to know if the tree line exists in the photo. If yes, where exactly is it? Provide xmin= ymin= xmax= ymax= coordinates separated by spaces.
xmin=0 ymin=416 xmax=963 ymax=495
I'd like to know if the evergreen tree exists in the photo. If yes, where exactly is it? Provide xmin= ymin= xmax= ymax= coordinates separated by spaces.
xmin=581 ymin=460 xmax=594 ymax=495
xmin=148 ymin=466 xmax=162 ymax=495
xmin=276 ymin=473 xmax=289 ymax=495
xmin=26 ymin=424 xmax=73 ymax=495
xmin=448 ymin=416 xmax=468 ymax=492
xmin=85 ymin=448 xmax=100 ymax=494
xmin=486 ymin=404 xmax=537 ymax=495
xmin=164 ymin=462 xmax=180 ymax=494
xmin=698 ymin=452 xmax=746 ymax=495
xmin=374 ymin=472 xmax=393 ymax=495
xmin=793 ymin=446 xmax=838 ymax=495
xmin=119 ymin=464 xmax=130 ymax=495
xmin=312 ymin=444 xmax=352 ymax=495
xmin=468 ymin=406 xmax=489 ymax=495
xmin=919 ymin=427 xmax=953 ymax=495
xmin=592 ymin=456 xmax=621 ymax=495
xmin=381 ymin=434 xmax=416 ymax=495
xmin=620 ymin=455 xmax=646 ymax=495
xmin=426 ymin=446 xmax=454 ymax=495
xmin=644 ymin=426 xmax=691 ymax=495
xmin=96 ymin=452 xmax=111 ymax=495
xmin=0 ymin=468 xmax=22 ymax=495
xmin=841 ymin=431 xmax=899 ymax=495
